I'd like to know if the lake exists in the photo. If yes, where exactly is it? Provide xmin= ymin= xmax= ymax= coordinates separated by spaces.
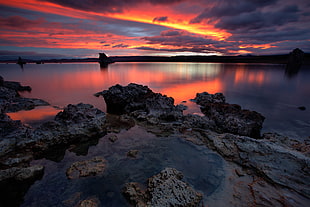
xmin=1 ymin=62 xmax=310 ymax=206
xmin=1 ymin=62 xmax=309 ymax=139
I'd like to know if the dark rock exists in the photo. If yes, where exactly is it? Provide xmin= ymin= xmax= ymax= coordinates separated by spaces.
xmin=6 ymin=97 xmax=49 ymax=112
xmin=31 ymin=103 xmax=107 ymax=158
xmin=127 ymin=150 xmax=139 ymax=158
xmin=0 ymin=76 xmax=3 ymax=86
xmin=3 ymin=81 xmax=31 ymax=92
xmin=66 ymin=157 xmax=106 ymax=179
xmin=194 ymin=92 xmax=264 ymax=138
xmin=285 ymin=48 xmax=304 ymax=76
xmin=0 ymin=77 xmax=48 ymax=113
xmin=0 ymin=103 xmax=106 ymax=163
xmin=77 ymin=197 xmax=100 ymax=207
xmin=0 ymin=165 xmax=44 ymax=207
xmin=298 ymin=106 xmax=306 ymax=111
xmin=96 ymin=83 xmax=184 ymax=121
xmin=200 ymin=130 xmax=310 ymax=198
xmin=107 ymin=134 xmax=118 ymax=142
xmin=194 ymin=92 xmax=225 ymax=105
xmin=123 ymin=168 xmax=203 ymax=207
xmin=98 ymin=52 xmax=114 ymax=68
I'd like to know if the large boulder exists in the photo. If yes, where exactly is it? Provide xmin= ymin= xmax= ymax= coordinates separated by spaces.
xmin=95 ymin=83 xmax=184 ymax=121
xmin=194 ymin=92 xmax=264 ymax=138
xmin=123 ymin=168 xmax=203 ymax=207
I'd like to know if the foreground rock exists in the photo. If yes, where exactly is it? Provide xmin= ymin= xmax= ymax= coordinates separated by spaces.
xmin=0 ymin=103 xmax=107 ymax=206
xmin=194 ymin=92 xmax=265 ymax=138
xmin=195 ymin=130 xmax=310 ymax=198
xmin=66 ymin=157 xmax=106 ymax=179
xmin=95 ymin=83 xmax=184 ymax=122
xmin=0 ymin=76 xmax=49 ymax=113
xmin=123 ymin=168 xmax=203 ymax=207
xmin=0 ymin=165 xmax=44 ymax=206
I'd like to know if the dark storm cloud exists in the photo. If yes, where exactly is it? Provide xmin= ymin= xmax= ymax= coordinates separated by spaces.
xmin=215 ymin=5 xmax=299 ymax=30
xmin=40 ymin=0 xmax=186 ymax=13
xmin=190 ymin=0 xmax=278 ymax=23
xmin=143 ymin=32 xmax=217 ymax=47
xmin=0 ymin=50 xmax=68 ymax=60
xmin=153 ymin=16 xmax=168 ymax=22
xmin=0 ymin=16 xmax=45 ymax=29
xmin=112 ymin=43 xmax=129 ymax=48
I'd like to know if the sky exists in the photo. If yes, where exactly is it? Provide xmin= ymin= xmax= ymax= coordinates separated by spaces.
xmin=0 ymin=0 xmax=309 ymax=60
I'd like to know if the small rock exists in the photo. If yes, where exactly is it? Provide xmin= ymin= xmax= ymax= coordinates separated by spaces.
xmin=127 ymin=150 xmax=139 ymax=158
xmin=107 ymin=134 xmax=118 ymax=143
xmin=66 ymin=157 xmax=106 ymax=179
xmin=298 ymin=106 xmax=306 ymax=111
xmin=77 ymin=197 xmax=100 ymax=207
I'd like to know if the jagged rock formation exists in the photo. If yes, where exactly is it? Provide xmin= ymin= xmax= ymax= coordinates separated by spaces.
xmin=194 ymin=92 xmax=265 ymax=138
xmin=123 ymin=168 xmax=203 ymax=207
xmin=0 ymin=103 xmax=107 ymax=206
xmin=98 ymin=52 xmax=114 ymax=67
xmin=95 ymin=83 xmax=184 ymax=122
xmin=0 ymin=76 xmax=48 ymax=113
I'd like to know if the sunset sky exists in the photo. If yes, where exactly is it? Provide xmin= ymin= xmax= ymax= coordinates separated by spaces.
xmin=0 ymin=0 xmax=309 ymax=60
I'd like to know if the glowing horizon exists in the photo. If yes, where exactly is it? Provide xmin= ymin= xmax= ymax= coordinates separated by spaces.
xmin=0 ymin=0 xmax=309 ymax=58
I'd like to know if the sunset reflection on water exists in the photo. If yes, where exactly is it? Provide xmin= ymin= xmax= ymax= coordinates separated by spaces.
xmin=3 ymin=62 xmax=275 ymax=123
xmin=3 ymin=61 xmax=310 ymax=139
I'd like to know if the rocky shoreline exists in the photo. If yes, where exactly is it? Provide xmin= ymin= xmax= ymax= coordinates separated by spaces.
xmin=1 ymin=79 xmax=309 ymax=206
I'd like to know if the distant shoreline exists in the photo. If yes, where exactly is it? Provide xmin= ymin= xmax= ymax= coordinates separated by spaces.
xmin=1 ymin=54 xmax=310 ymax=65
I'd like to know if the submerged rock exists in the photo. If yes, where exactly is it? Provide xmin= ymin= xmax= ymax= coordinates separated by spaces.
xmin=66 ymin=157 xmax=106 ymax=179
xmin=123 ymin=168 xmax=203 ymax=207
xmin=194 ymin=92 xmax=265 ymax=138
xmin=95 ymin=83 xmax=184 ymax=121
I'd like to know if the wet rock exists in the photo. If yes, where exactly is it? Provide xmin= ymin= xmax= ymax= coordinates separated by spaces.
xmin=0 ymin=165 xmax=44 ymax=207
xmin=95 ymin=83 xmax=184 ymax=121
xmin=77 ymin=197 xmax=100 ymax=207
xmin=0 ymin=77 xmax=48 ymax=113
xmin=107 ymin=134 xmax=118 ymax=143
xmin=194 ymin=92 xmax=264 ymax=138
xmin=31 ymin=103 xmax=106 ymax=157
xmin=66 ymin=157 xmax=106 ymax=179
xmin=6 ymin=97 xmax=49 ymax=112
xmin=194 ymin=92 xmax=225 ymax=105
xmin=3 ymin=81 xmax=31 ymax=92
xmin=127 ymin=150 xmax=139 ymax=158
xmin=199 ymin=130 xmax=310 ymax=198
xmin=123 ymin=168 xmax=203 ymax=207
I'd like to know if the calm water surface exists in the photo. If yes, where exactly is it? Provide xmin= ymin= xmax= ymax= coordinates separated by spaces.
xmin=1 ymin=62 xmax=310 ymax=206
xmin=1 ymin=62 xmax=309 ymax=138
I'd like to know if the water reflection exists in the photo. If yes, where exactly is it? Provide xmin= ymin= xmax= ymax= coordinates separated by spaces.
xmin=1 ymin=62 xmax=309 ymax=138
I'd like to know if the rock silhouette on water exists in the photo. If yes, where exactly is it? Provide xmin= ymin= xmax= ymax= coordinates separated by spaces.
xmin=285 ymin=48 xmax=304 ymax=77
xmin=98 ymin=52 xmax=114 ymax=68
